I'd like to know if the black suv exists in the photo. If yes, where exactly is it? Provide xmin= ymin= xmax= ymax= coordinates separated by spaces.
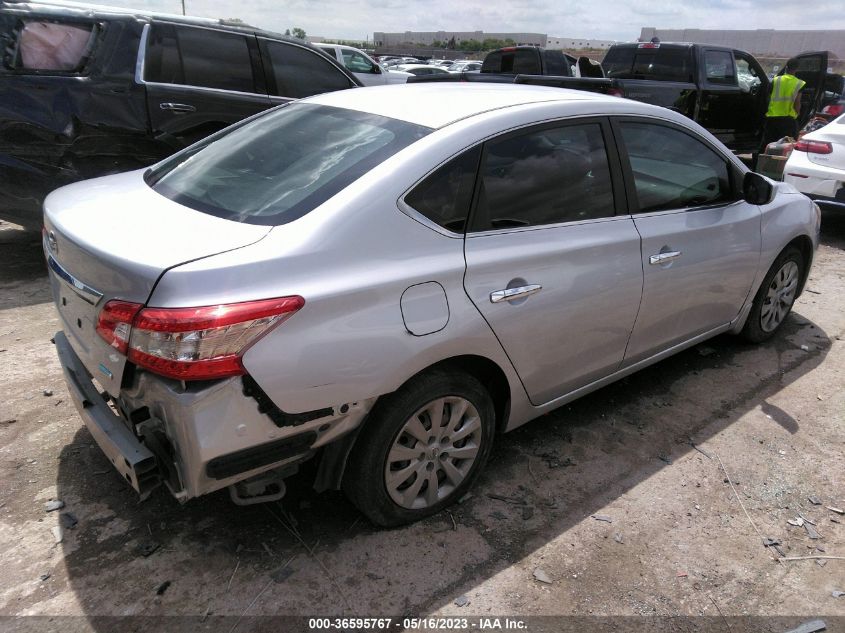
xmin=0 ymin=2 xmax=361 ymax=230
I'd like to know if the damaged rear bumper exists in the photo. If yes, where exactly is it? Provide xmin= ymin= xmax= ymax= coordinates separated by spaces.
xmin=55 ymin=330 xmax=375 ymax=503
xmin=55 ymin=331 xmax=160 ymax=496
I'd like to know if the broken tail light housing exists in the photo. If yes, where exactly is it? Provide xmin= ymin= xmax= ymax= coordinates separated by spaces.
xmin=794 ymin=140 xmax=833 ymax=154
xmin=97 ymin=297 xmax=304 ymax=381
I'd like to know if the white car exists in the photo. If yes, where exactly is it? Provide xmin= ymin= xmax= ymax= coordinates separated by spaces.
xmin=396 ymin=64 xmax=451 ymax=76
xmin=316 ymin=43 xmax=411 ymax=86
xmin=448 ymin=61 xmax=482 ymax=73
xmin=783 ymin=113 xmax=845 ymax=208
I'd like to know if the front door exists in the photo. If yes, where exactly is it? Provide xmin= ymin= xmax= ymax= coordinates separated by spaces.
xmin=779 ymin=51 xmax=830 ymax=127
xmin=613 ymin=118 xmax=761 ymax=365
xmin=462 ymin=119 xmax=643 ymax=405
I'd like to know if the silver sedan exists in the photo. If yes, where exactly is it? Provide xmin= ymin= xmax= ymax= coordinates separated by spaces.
xmin=44 ymin=83 xmax=820 ymax=525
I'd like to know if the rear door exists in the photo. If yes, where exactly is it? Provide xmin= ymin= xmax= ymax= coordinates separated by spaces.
xmin=143 ymin=21 xmax=270 ymax=149
xmin=780 ymin=52 xmax=829 ymax=127
xmin=613 ymin=118 xmax=761 ymax=365
xmin=462 ymin=118 xmax=643 ymax=405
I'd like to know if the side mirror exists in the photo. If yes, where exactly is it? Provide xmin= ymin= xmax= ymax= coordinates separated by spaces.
xmin=743 ymin=171 xmax=774 ymax=205
xmin=372 ymin=64 xmax=382 ymax=74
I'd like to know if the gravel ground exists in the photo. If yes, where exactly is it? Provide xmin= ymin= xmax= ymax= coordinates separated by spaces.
xmin=0 ymin=213 xmax=844 ymax=633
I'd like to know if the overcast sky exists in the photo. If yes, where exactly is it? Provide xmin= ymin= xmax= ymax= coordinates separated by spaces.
xmin=90 ymin=0 xmax=845 ymax=42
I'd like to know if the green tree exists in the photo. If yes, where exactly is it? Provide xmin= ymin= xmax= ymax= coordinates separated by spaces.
xmin=432 ymin=40 xmax=443 ymax=48
xmin=284 ymin=28 xmax=291 ymax=36
xmin=291 ymin=27 xmax=306 ymax=40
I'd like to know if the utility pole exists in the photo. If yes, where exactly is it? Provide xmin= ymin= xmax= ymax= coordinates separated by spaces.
xmin=180 ymin=0 xmax=185 ymax=15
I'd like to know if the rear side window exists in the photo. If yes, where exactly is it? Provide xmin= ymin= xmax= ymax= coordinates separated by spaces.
xmin=405 ymin=147 xmax=481 ymax=233
xmin=262 ymin=40 xmax=355 ymax=98
xmin=471 ymin=123 xmax=615 ymax=231
xmin=3 ymin=19 xmax=98 ymax=73
xmin=147 ymin=103 xmax=430 ymax=226
xmin=542 ymin=50 xmax=572 ymax=76
xmin=603 ymin=46 xmax=692 ymax=83
xmin=704 ymin=50 xmax=736 ymax=85
xmin=618 ymin=121 xmax=733 ymax=212
xmin=145 ymin=23 xmax=255 ymax=93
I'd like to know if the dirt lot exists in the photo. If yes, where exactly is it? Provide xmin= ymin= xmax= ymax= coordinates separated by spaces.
xmin=0 ymin=214 xmax=844 ymax=632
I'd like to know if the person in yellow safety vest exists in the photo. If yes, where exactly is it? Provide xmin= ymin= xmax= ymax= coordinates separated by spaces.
xmin=761 ymin=60 xmax=806 ymax=150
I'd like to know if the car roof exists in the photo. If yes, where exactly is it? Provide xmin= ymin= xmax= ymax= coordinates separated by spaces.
xmin=306 ymin=82 xmax=618 ymax=129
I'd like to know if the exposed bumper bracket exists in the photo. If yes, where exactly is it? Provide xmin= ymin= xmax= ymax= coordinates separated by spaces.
xmin=55 ymin=331 xmax=161 ymax=496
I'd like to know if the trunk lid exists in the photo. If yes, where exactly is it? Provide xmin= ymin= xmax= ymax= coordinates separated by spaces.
xmin=44 ymin=169 xmax=271 ymax=394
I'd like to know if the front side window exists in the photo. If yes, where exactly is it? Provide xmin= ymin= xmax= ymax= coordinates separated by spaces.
xmin=342 ymin=50 xmax=374 ymax=73
xmin=147 ymin=103 xmax=430 ymax=226
xmin=619 ymin=121 xmax=734 ymax=212
xmin=405 ymin=147 xmax=481 ymax=233
xmin=263 ymin=40 xmax=355 ymax=98
xmin=145 ymin=23 xmax=255 ymax=93
xmin=471 ymin=122 xmax=615 ymax=231
xmin=704 ymin=50 xmax=736 ymax=85
xmin=4 ymin=19 xmax=98 ymax=73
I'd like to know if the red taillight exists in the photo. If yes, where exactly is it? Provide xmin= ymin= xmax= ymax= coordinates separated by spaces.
xmin=822 ymin=104 xmax=844 ymax=117
xmin=96 ymin=300 xmax=143 ymax=354
xmin=607 ymin=87 xmax=624 ymax=98
xmin=96 ymin=296 xmax=304 ymax=381
xmin=794 ymin=140 xmax=833 ymax=154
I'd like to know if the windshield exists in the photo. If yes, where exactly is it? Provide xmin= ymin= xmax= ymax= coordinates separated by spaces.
xmin=147 ymin=103 xmax=431 ymax=226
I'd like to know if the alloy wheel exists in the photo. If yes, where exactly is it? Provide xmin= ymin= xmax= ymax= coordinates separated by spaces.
xmin=760 ymin=260 xmax=799 ymax=332
xmin=384 ymin=396 xmax=482 ymax=510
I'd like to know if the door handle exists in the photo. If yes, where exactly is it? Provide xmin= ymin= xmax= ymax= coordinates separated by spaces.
xmin=490 ymin=284 xmax=542 ymax=303
xmin=159 ymin=102 xmax=196 ymax=113
xmin=649 ymin=251 xmax=682 ymax=265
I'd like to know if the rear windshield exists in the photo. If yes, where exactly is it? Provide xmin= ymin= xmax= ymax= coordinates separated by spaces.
xmin=603 ymin=46 xmax=692 ymax=83
xmin=147 ymin=103 xmax=431 ymax=225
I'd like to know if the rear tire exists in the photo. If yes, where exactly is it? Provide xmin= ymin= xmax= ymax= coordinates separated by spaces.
xmin=741 ymin=245 xmax=804 ymax=343
xmin=343 ymin=369 xmax=495 ymax=527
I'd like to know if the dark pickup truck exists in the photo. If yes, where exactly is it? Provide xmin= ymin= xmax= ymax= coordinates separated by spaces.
xmin=481 ymin=45 xmax=606 ymax=79
xmin=602 ymin=42 xmax=840 ymax=153
xmin=0 ymin=1 xmax=360 ymax=230
xmin=409 ymin=46 xmax=616 ymax=96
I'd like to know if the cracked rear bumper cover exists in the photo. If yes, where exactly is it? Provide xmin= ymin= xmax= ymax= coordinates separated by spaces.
xmin=54 ymin=331 xmax=161 ymax=496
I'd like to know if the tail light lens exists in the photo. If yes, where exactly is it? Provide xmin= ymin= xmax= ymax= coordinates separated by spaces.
xmin=794 ymin=140 xmax=833 ymax=154
xmin=607 ymin=87 xmax=624 ymax=98
xmin=96 ymin=300 xmax=143 ymax=354
xmin=96 ymin=297 xmax=304 ymax=381
xmin=822 ymin=104 xmax=844 ymax=118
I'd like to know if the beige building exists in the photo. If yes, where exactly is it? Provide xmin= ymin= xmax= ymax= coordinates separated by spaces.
xmin=372 ymin=31 xmax=546 ymax=47
xmin=546 ymin=36 xmax=618 ymax=50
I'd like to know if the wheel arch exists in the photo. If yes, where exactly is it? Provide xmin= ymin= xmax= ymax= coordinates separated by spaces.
xmin=313 ymin=353 xmax=512 ymax=492
xmin=787 ymin=234 xmax=814 ymax=297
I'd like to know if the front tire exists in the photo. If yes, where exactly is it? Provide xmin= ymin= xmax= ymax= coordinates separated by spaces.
xmin=343 ymin=369 xmax=495 ymax=527
xmin=741 ymin=245 xmax=804 ymax=343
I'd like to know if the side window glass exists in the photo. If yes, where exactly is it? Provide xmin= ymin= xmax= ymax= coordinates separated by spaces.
xmin=146 ymin=24 xmax=254 ymax=93
xmin=263 ymin=40 xmax=354 ymax=98
xmin=619 ymin=121 xmax=733 ymax=212
xmin=5 ymin=19 xmax=98 ymax=73
xmin=344 ymin=51 xmax=373 ymax=73
xmin=472 ymin=123 xmax=614 ymax=231
xmin=405 ymin=146 xmax=481 ymax=233
xmin=704 ymin=50 xmax=736 ymax=85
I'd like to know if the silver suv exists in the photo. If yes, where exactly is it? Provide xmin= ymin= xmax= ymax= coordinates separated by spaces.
xmin=45 ymin=83 xmax=819 ymax=526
